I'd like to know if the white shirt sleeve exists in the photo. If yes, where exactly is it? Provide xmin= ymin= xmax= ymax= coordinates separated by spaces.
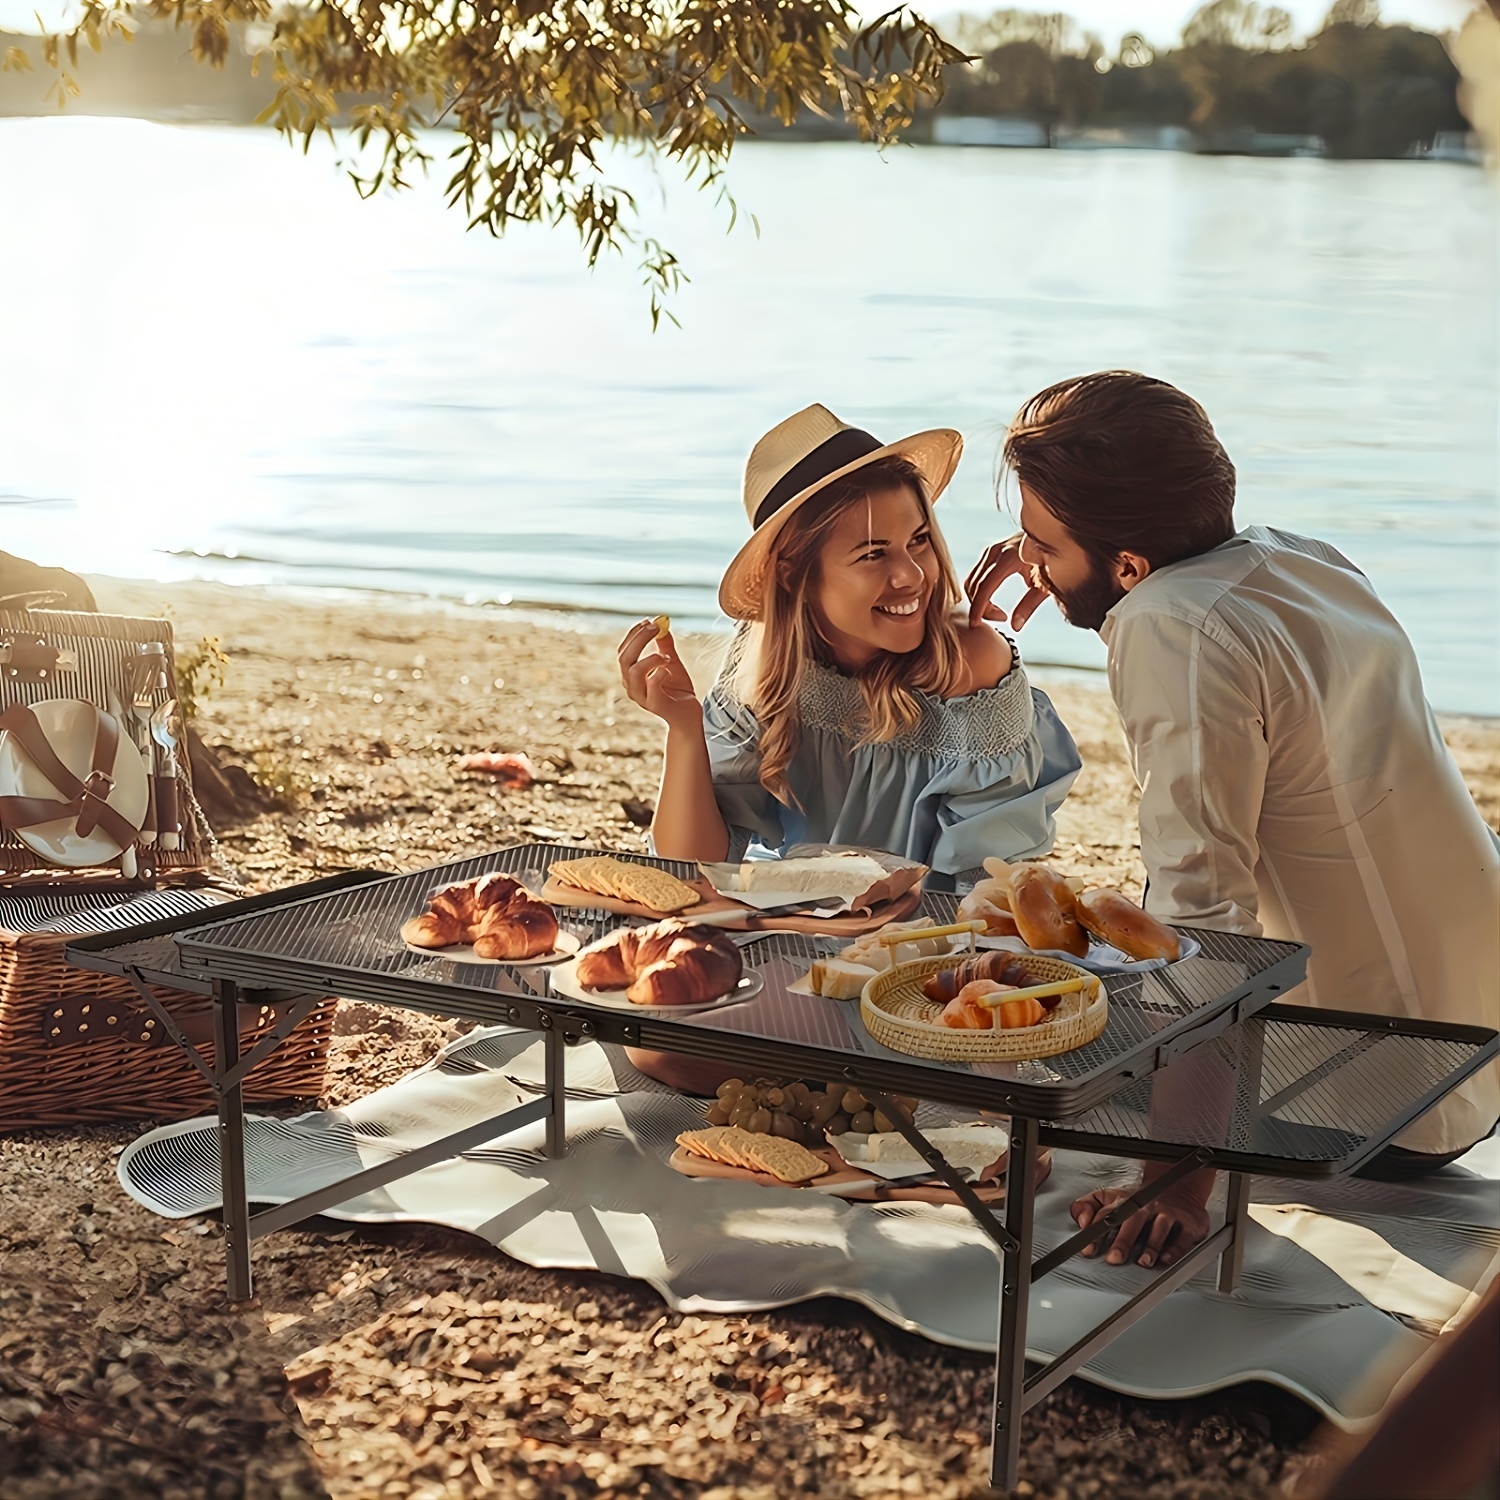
xmin=1108 ymin=609 xmax=1268 ymax=936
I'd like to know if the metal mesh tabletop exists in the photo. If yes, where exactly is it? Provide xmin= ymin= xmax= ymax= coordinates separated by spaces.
xmin=1037 ymin=1003 xmax=1499 ymax=1175
xmin=170 ymin=845 xmax=1309 ymax=1117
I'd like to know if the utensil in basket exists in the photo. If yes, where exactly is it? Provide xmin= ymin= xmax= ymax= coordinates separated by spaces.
xmin=149 ymin=698 xmax=181 ymax=850
xmin=860 ymin=952 xmax=1108 ymax=1062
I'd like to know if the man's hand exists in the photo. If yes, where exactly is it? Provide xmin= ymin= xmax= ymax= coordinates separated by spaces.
xmin=965 ymin=534 xmax=1049 ymax=631
xmin=1070 ymin=1166 xmax=1215 ymax=1269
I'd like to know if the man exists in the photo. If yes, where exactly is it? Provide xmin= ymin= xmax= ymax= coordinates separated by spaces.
xmin=967 ymin=371 xmax=1500 ymax=1268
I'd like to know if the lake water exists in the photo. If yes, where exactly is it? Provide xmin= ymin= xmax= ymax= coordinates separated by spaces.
xmin=2 ymin=118 xmax=1496 ymax=713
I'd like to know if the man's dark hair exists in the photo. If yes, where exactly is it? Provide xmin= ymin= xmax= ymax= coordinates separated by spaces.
xmin=1003 ymin=372 xmax=1237 ymax=569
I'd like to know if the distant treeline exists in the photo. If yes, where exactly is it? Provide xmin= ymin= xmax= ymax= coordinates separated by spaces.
xmin=936 ymin=0 xmax=1468 ymax=156
xmin=0 ymin=0 xmax=1472 ymax=159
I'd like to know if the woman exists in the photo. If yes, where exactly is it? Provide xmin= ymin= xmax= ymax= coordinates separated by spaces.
xmin=618 ymin=404 xmax=1080 ymax=877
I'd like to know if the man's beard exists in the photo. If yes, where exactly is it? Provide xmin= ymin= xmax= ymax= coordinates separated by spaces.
xmin=1039 ymin=554 xmax=1125 ymax=633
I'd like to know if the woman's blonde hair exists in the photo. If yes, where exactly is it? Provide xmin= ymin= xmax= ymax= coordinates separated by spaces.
xmin=733 ymin=455 xmax=969 ymax=804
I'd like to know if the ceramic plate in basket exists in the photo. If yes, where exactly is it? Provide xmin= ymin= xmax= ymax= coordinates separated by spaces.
xmin=400 ymin=921 xmax=580 ymax=967
xmin=975 ymin=931 xmax=1200 ymax=974
xmin=0 ymin=700 xmax=149 ymax=869
xmin=548 ymin=956 xmax=765 ymax=1013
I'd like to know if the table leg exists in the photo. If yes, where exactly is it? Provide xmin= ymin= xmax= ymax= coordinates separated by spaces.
xmin=1218 ymin=1016 xmax=1266 ymax=1295
xmin=1217 ymin=1171 xmax=1252 ymax=1294
xmin=991 ymin=1115 xmax=1039 ymax=1493
xmin=212 ymin=978 xmax=253 ymax=1304
xmin=544 ymin=1026 xmax=567 ymax=1159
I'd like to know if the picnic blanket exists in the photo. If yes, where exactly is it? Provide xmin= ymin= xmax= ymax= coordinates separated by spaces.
xmin=117 ymin=1026 xmax=1500 ymax=1428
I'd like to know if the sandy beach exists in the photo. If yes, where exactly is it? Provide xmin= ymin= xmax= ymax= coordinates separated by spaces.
xmin=1 ymin=575 xmax=1496 ymax=1500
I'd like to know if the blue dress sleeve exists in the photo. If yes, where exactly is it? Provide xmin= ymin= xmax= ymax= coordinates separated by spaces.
xmin=926 ymin=684 xmax=1082 ymax=875
xmin=702 ymin=687 xmax=785 ymax=861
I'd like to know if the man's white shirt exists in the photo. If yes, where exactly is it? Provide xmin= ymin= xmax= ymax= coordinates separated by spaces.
xmin=1100 ymin=526 xmax=1499 ymax=1154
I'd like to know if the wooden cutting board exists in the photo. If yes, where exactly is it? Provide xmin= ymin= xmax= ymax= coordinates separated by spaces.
xmin=541 ymin=874 xmax=923 ymax=936
xmin=667 ymin=1145 xmax=1052 ymax=1204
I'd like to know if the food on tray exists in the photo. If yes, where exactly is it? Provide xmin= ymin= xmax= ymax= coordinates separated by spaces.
xmin=842 ymin=1126 xmax=1009 ymax=1176
xmin=921 ymin=950 xmax=1034 ymax=1003
xmin=704 ymin=1077 xmax=919 ymax=1143
xmin=940 ymin=979 xmax=1050 ymax=1031
xmin=549 ymin=855 xmax=700 ymax=913
xmin=735 ymin=853 xmax=890 ymax=898
xmin=1074 ymin=887 xmax=1182 ymax=962
xmin=575 ymin=919 xmax=742 ymax=1005
xmin=806 ymin=919 xmax=957 ymax=998
xmin=981 ymin=858 xmax=1089 ymax=958
xmin=977 ymin=859 xmax=1181 ymax=963
xmin=403 ymin=872 xmax=561 ymax=960
xmin=675 ymin=1126 xmax=830 ymax=1184
xmin=956 ymin=879 xmax=1020 ymax=936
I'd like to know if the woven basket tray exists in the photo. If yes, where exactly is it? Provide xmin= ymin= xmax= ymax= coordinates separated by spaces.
xmin=0 ymin=927 xmax=335 ymax=1130
xmin=860 ymin=953 xmax=1107 ymax=1062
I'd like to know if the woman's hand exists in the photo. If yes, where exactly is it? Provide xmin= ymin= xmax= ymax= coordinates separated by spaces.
xmin=965 ymin=533 xmax=1050 ymax=632
xmin=1069 ymin=1168 xmax=1214 ymax=1269
xmin=618 ymin=619 xmax=701 ymax=732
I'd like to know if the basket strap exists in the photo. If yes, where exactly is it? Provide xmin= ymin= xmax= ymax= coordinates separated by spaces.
xmin=0 ymin=703 xmax=140 ymax=850
xmin=40 ymin=991 xmax=296 ymax=1049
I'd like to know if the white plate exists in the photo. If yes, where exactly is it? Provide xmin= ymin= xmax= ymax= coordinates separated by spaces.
xmin=401 ymin=926 xmax=580 ymax=967
xmin=0 ymin=700 xmax=148 ymax=868
xmin=974 ymin=931 xmax=1201 ymax=973
xmin=548 ymin=956 xmax=765 ymax=1013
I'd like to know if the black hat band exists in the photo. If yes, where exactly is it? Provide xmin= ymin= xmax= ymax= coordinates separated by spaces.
xmin=752 ymin=427 xmax=885 ymax=529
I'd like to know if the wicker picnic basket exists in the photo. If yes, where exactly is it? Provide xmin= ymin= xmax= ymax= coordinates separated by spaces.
xmin=0 ymin=899 xmax=337 ymax=1130
xmin=861 ymin=953 xmax=1108 ymax=1062
xmin=0 ymin=606 xmax=336 ymax=1128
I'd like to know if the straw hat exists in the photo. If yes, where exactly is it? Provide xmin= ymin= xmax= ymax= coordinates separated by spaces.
xmin=718 ymin=405 xmax=964 ymax=621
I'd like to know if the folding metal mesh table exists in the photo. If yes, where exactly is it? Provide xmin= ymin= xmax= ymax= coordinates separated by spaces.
xmin=66 ymin=844 xmax=1498 ymax=1491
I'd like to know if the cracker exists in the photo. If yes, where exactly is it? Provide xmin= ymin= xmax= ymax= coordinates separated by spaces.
xmin=610 ymin=861 xmax=699 ymax=913
xmin=677 ymin=1127 xmax=745 ymax=1167
xmin=738 ymin=1134 xmax=829 ymax=1184
xmin=549 ymin=856 xmax=601 ymax=891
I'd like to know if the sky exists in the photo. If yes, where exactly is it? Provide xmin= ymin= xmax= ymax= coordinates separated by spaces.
xmin=0 ymin=0 xmax=1483 ymax=42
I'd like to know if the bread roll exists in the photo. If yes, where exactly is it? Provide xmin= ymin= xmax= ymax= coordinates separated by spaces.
xmin=956 ymin=888 xmax=1019 ymax=937
xmin=1075 ymin=887 xmax=1181 ymax=962
xmin=1006 ymin=862 xmax=1089 ymax=958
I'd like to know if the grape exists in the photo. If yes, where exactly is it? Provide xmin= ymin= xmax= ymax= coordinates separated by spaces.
xmin=842 ymin=1090 xmax=868 ymax=1114
xmin=747 ymin=1108 xmax=772 ymax=1135
xmin=789 ymin=1096 xmax=815 ymax=1123
xmin=730 ymin=1104 xmax=755 ymax=1129
xmin=810 ymin=1094 xmax=840 ymax=1128
xmin=770 ymin=1112 xmax=798 ymax=1140
xmin=716 ymin=1079 xmax=745 ymax=1101
xmin=762 ymin=1087 xmax=785 ymax=1109
xmin=896 ymin=1095 xmax=920 ymax=1113
xmin=786 ymin=1082 xmax=810 ymax=1106
xmin=706 ymin=1103 xmax=731 ymax=1126
xmin=850 ymin=1110 xmax=875 ymax=1135
xmin=826 ymin=1112 xmax=851 ymax=1136
xmin=872 ymin=1110 xmax=893 ymax=1133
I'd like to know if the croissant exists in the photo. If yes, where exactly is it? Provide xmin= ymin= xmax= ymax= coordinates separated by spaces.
xmin=473 ymin=899 xmax=559 ymax=960
xmin=922 ymin=950 xmax=1034 ymax=1003
xmin=576 ymin=920 xmax=744 ymax=1006
xmin=404 ymin=874 xmax=559 ymax=960
xmin=405 ymin=911 xmax=468 ymax=949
